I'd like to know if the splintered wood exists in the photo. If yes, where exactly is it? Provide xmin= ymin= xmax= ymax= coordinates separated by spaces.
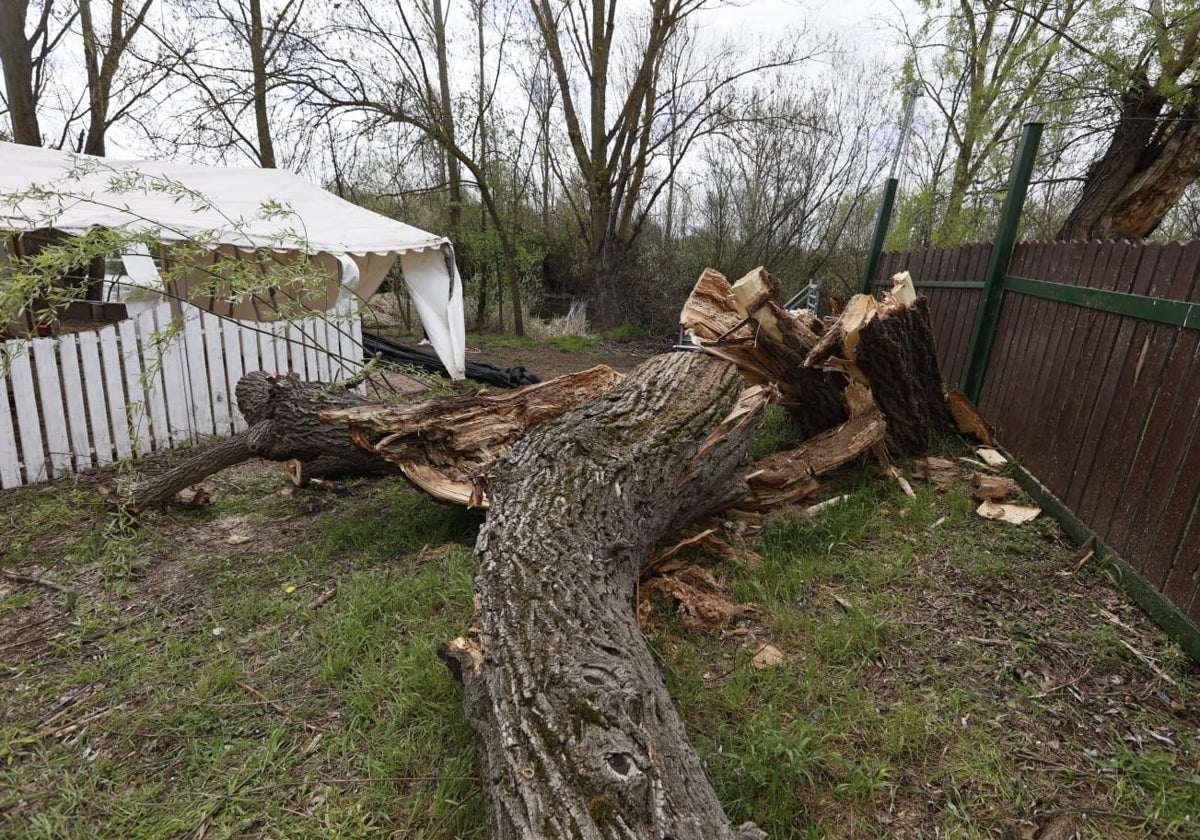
xmin=320 ymin=365 xmax=624 ymax=507
xmin=679 ymin=267 xmax=957 ymax=514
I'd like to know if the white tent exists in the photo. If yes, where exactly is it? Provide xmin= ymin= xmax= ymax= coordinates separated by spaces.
xmin=0 ymin=141 xmax=466 ymax=378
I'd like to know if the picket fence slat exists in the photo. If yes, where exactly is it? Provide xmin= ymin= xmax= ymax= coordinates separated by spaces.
xmin=32 ymin=338 xmax=73 ymax=477
xmin=157 ymin=305 xmax=194 ymax=447
xmin=202 ymin=312 xmax=231 ymax=437
xmin=77 ymin=332 xmax=114 ymax=467
xmin=58 ymin=335 xmax=94 ymax=470
xmin=183 ymin=307 xmax=214 ymax=438
xmin=1 ymin=299 xmax=361 ymax=487
xmin=118 ymin=319 xmax=151 ymax=456
xmin=100 ymin=328 xmax=134 ymax=460
xmin=0 ymin=366 xmax=23 ymax=488
xmin=9 ymin=352 xmax=47 ymax=483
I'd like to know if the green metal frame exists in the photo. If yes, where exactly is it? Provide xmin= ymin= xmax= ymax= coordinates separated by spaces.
xmin=959 ymin=122 xmax=1043 ymax=402
xmin=860 ymin=178 xmax=899 ymax=296
xmin=1004 ymin=274 xmax=1200 ymax=330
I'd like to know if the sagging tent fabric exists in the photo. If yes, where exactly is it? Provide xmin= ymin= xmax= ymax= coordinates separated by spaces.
xmin=0 ymin=141 xmax=466 ymax=379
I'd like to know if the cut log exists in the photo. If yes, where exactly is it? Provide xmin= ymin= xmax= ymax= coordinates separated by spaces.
xmin=126 ymin=373 xmax=396 ymax=510
xmin=438 ymin=351 xmax=767 ymax=840
xmin=321 ymin=365 xmax=625 ymax=507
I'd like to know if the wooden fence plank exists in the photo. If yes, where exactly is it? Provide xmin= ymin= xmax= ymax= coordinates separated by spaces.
xmin=156 ymin=307 xmax=194 ymax=447
xmin=32 ymin=338 xmax=73 ymax=477
xmin=182 ymin=308 xmax=214 ymax=438
xmin=221 ymin=314 xmax=246 ymax=432
xmin=257 ymin=324 xmax=278 ymax=375
xmin=99 ymin=327 xmax=133 ymax=461
xmin=272 ymin=320 xmax=289 ymax=373
xmin=77 ymin=332 xmax=114 ymax=467
xmin=202 ymin=312 xmax=231 ymax=437
xmin=135 ymin=307 xmax=171 ymax=452
xmin=118 ymin=319 xmax=152 ymax=456
xmin=1047 ymin=240 xmax=1138 ymax=500
xmin=240 ymin=320 xmax=261 ymax=379
xmin=1072 ymin=242 xmax=1164 ymax=525
xmin=1105 ymin=240 xmax=1200 ymax=559
xmin=9 ymin=350 xmax=47 ymax=483
xmin=0 ymin=369 xmax=22 ymax=487
xmin=287 ymin=322 xmax=307 ymax=379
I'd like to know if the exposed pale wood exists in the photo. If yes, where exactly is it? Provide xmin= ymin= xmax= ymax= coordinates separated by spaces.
xmin=680 ymin=267 xmax=848 ymax=437
xmin=946 ymin=390 xmax=994 ymax=444
xmin=322 ymin=365 xmax=626 ymax=508
xmin=971 ymin=473 xmax=1018 ymax=502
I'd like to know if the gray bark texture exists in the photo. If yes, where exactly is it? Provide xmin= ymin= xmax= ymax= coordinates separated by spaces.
xmin=853 ymin=298 xmax=954 ymax=456
xmin=439 ymin=351 xmax=767 ymax=840
xmin=127 ymin=372 xmax=395 ymax=509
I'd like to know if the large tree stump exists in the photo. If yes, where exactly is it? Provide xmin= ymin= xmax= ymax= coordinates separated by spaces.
xmin=439 ymin=351 xmax=767 ymax=840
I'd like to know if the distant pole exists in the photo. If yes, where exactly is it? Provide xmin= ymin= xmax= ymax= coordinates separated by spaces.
xmin=861 ymin=81 xmax=922 ymax=296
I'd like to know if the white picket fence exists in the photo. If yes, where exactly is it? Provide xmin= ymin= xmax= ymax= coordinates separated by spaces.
xmin=0 ymin=298 xmax=363 ymax=488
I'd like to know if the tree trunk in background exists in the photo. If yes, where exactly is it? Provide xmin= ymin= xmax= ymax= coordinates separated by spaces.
xmin=432 ymin=0 xmax=462 ymax=227
xmin=1057 ymin=74 xmax=1200 ymax=241
xmin=440 ymin=352 xmax=767 ymax=840
xmin=0 ymin=1 xmax=44 ymax=145
xmin=248 ymin=0 xmax=277 ymax=168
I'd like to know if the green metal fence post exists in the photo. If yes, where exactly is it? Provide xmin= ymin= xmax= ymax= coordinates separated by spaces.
xmin=860 ymin=177 xmax=899 ymax=296
xmin=959 ymin=121 xmax=1043 ymax=403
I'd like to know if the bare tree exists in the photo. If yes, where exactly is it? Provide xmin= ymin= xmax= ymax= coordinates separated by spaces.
xmin=78 ymin=0 xmax=157 ymax=155
xmin=302 ymin=0 xmax=530 ymax=333
xmin=138 ymin=0 xmax=314 ymax=168
xmin=0 ymin=1 xmax=76 ymax=145
xmin=528 ymin=0 xmax=812 ymax=325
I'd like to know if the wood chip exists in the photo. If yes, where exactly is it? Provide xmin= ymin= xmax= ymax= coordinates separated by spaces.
xmin=751 ymin=643 xmax=786 ymax=670
xmin=970 ymin=472 xmax=1018 ymax=502
xmin=975 ymin=447 xmax=1008 ymax=467
xmin=975 ymin=500 xmax=1041 ymax=524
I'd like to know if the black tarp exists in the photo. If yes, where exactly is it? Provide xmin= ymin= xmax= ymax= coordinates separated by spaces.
xmin=362 ymin=331 xmax=542 ymax=389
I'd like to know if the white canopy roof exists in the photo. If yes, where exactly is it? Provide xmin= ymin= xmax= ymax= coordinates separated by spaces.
xmin=0 ymin=141 xmax=465 ymax=378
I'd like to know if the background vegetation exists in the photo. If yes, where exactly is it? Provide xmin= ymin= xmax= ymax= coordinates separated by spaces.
xmin=5 ymin=1 xmax=1200 ymax=334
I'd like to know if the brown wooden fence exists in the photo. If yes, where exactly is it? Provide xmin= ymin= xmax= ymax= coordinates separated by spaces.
xmin=875 ymin=240 xmax=1200 ymax=639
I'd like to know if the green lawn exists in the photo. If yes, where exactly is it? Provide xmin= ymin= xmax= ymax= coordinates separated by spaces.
xmin=1 ymin=432 xmax=1197 ymax=838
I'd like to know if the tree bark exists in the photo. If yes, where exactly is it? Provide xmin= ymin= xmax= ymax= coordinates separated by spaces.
xmin=127 ymin=372 xmax=394 ymax=509
xmin=439 ymin=352 xmax=766 ymax=840
xmin=0 ymin=1 xmax=46 ymax=146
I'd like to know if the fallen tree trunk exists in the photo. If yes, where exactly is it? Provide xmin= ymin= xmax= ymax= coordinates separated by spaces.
xmin=439 ymin=351 xmax=767 ymax=840
xmin=126 ymin=373 xmax=396 ymax=509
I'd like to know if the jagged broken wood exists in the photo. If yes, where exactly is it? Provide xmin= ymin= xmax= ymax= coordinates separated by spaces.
xmin=438 ymin=351 xmax=767 ymax=840
xmin=320 ymin=365 xmax=624 ymax=507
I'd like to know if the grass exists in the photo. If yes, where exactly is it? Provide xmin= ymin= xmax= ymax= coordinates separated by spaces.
xmin=2 ymin=436 xmax=1199 ymax=838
